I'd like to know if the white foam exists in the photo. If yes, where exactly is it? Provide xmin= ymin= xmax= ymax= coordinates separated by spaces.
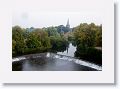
xmin=12 ymin=53 xmax=102 ymax=70
xmin=54 ymin=53 xmax=102 ymax=71
xmin=12 ymin=57 xmax=26 ymax=62
xmin=46 ymin=53 xmax=50 ymax=57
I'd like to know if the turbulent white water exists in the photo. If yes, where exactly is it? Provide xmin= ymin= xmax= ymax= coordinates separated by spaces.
xmin=12 ymin=57 xmax=26 ymax=62
xmin=12 ymin=52 xmax=102 ymax=71
xmin=46 ymin=53 xmax=102 ymax=71
xmin=57 ymin=43 xmax=76 ymax=57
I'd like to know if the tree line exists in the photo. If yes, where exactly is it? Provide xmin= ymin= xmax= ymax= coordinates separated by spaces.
xmin=12 ymin=26 xmax=68 ymax=56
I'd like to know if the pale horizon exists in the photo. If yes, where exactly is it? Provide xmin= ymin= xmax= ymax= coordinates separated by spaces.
xmin=12 ymin=0 xmax=103 ymax=28
xmin=12 ymin=11 xmax=102 ymax=28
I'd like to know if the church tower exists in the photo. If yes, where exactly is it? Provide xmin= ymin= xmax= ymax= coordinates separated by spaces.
xmin=66 ymin=19 xmax=70 ymax=28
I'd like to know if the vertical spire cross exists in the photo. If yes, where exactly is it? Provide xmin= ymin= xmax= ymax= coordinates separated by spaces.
xmin=66 ymin=18 xmax=70 ymax=28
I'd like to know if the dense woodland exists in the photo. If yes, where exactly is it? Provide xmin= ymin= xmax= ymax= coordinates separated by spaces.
xmin=12 ymin=23 xmax=102 ymax=64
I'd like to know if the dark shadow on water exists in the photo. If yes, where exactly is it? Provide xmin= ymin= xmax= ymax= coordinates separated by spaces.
xmin=12 ymin=61 xmax=23 ymax=71
xmin=75 ymin=46 xmax=102 ymax=65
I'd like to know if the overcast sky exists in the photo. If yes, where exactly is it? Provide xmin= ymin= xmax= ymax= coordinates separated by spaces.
xmin=12 ymin=0 xmax=103 ymax=28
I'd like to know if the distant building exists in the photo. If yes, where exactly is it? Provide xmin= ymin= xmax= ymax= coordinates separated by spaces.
xmin=58 ymin=19 xmax=72 ymax=34
xmin=26 ymin=27 xmax=34 ymax=32
xmin=66 ymin=19 xmax=70 ymax=28
xmin=66 ymin=19 xmax=72 ymax=32
xmin=60 ymin=25 xmax=64 ymax=34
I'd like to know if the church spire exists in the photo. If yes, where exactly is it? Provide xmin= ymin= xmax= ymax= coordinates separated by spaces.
xmin=67 ymin=19 xmax=69 ymax=25
xmin=66 ymin=18 xmax=70 ymax=28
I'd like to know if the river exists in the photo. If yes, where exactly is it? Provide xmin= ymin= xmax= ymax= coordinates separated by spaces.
xmin=12 ymin=43 xmax=102 ymax=71
xmin=57 ymin=43 xmax=76 ymax=57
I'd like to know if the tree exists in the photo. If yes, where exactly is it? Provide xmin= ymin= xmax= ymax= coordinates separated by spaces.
xmin=95 ymin=26 xmax=102 ymax=46
xmin=26 ymin=32 xmax=42 ymax=49
xmin=12 ymin=26 xmax=26 ymax=54
xmin=74 ymin=23 xmax=96 ymax=47
xmin=33 ymin=29 xmax=51 ymax=48
xmin=12 ymin=39 xmax=16 ymax=54
xmin=46 ymin=26 xmax=60 ymax=37
xmin=50 ymin=36 xmax=69 ymax=52
xmin=73 ymin=23 xmax=102 ymax=64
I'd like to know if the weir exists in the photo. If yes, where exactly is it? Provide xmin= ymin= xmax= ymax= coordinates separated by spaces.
xmin=12 ymin=52 xmax=102 ymax=71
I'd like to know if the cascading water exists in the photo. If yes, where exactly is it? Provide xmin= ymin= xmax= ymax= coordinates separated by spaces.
xmin=12 ymin=52 xmax=102 ymax=71
xmin=46 ymin=53 xmax=102 ymax=71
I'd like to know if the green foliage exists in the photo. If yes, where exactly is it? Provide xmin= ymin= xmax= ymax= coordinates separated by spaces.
xmin=12 ymin=39 xmax=16 ymax=54
xmin=95 ymin=26 xmax=102 ymax=46
xmin=26 ymin=32 xmax=42 ymax=49
xmin=33 ymin=29 xmax=51 ymax=48
xmin=12 ymin=26 xmax=26 ymax=54
xmin=12 ymin=26 xmax=52 ymax=56
xmin=46 ymin=27 xmax=60 ymax=37
xmin=74 ymin=23 xmax=97 ymax=47
xmin=74 ymin=23 xmax=102 ymax=47
xmin=73 ymin=23 xmax=102 ymax=64
xmin=12 ymin=25 xmax=69 ymax=56
xmin=50 ymin=36 xmax=69 ymax=52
